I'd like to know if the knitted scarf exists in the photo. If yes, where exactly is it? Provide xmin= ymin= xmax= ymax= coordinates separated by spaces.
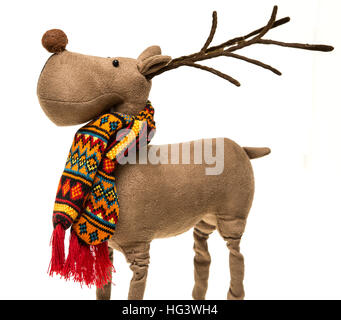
xmin=49 ymin=101 xmax=155 ymax=288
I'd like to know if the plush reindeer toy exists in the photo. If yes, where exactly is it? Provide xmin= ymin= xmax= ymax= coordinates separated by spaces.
xmin=37 ymin=6 xmax=333 ymax=300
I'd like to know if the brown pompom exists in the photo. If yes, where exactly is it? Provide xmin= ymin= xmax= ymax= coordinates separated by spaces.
xmin=42 ymin=29 xmax=68 ymax=53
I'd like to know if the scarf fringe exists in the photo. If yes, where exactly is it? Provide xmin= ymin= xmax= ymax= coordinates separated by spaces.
xmin=48 ymin=224 xmax=66 ymax=276
xmin=60 ymin=231 xmax=113 ymax=288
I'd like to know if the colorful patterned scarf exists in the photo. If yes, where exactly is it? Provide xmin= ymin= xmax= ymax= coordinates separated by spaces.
xmin=49 ymin=101 xmax=155 ymax=287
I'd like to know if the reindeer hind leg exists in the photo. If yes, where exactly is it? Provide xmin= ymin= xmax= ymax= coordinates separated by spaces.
xmin=192 ymin=219 xmax=216 ymax=300
xmin=216 ymin=216 xmax=246 ymax=300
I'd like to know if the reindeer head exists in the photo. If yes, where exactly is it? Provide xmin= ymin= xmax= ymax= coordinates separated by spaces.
xmin=37 ymin=6 xmax=333 ymax=126
xmin=37 ymin=30 xmax=171 ymax=126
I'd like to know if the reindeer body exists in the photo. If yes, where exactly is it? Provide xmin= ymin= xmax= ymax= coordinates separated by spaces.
xmin=102 ymin=138 xmax=269 ymax=300
xmin=112 ymin=138 xmax=255 ymax=244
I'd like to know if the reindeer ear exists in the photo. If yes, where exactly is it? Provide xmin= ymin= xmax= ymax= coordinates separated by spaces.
xmin=138 ymin=45 xmax=162 ymax=61
xmin=137 ymin=46 xmax=171 ymax=76
xmin=138 ymin=55 xmax=171 ymax=77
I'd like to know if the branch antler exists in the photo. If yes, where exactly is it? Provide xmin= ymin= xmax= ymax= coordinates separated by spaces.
xmin=147 ymin=6 xmax=333 ymax=86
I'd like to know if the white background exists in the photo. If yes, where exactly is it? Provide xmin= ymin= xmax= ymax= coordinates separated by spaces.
xmin=0 ymin=0 xmax=340 ymax=299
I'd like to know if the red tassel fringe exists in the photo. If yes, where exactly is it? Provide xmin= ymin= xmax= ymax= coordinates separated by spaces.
xmin=48 ymin=224 xmax=66 ymax=276
xmin=93 ymin=242 xmax=115 ymax=288
xmin=61 ymin=231 xmax=114 ymax=288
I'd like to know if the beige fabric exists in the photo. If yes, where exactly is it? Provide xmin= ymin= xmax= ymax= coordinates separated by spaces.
xmin=37 ymin=51 xmax=152 ymax=125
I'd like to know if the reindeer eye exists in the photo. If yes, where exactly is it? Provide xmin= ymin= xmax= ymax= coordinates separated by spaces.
xmin=112 ymin=59 xmax=119 ymax=67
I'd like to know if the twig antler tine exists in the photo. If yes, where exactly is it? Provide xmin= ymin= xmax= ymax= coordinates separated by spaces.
xmin=199 ymin=11 xmax=218 ymax=54
xmin=258 ymin=39 xmax=334 ymax=52
xmin=224 ymin=52 xmax=282 ymax=75
xmin=254 ymin=5 xmax=278 ymax=40
xmin=227 ymin=5 xmax=278 ymax=52
xmin=244 ymin=16 xmax=290 ymax=40
xmin=187 ymin=62 xmax=240 ymax=86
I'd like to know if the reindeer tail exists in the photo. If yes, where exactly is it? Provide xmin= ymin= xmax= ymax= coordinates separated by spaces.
xmin=243 ymin=147 xmax=271 ymax=159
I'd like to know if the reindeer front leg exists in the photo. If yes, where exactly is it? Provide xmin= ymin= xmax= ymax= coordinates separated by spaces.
xmin=123 ymin=242 xmax=151 ymax=300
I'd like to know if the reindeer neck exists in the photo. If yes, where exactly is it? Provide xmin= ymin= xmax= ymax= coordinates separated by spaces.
xmin=110 ymin=101 xmax=147 ymax=116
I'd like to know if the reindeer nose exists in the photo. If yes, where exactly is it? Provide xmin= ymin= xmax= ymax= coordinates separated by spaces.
xmin=112 ymin=59 xmax=119 ymax=67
